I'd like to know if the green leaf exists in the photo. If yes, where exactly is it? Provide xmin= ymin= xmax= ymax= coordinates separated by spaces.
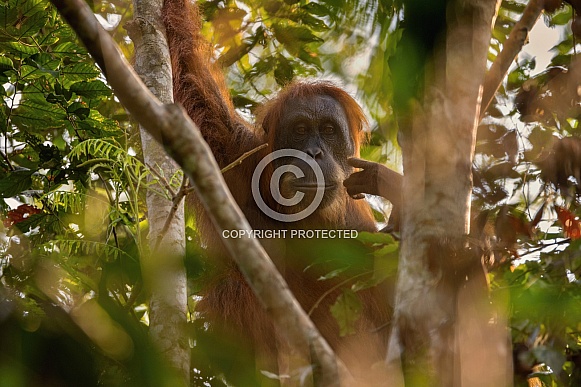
xmin=274 ymin=55 xmax=294 ymax=86
xmin=81 ymin=110 xmax=122 ymax=135
xmin=70 ymin=80 xmax=112 ymax=99
xmin=330 ymin=289 xmax=362 ymax=336
xmin=12 ymin=99 xmax=66 ymax=129
xmin=263 ymin=0 xmax=283 ymax=15
xmin=17 ymin=11 xmax=48 ymax=38
xmin=356 ymin=231 xmax=395 ymax=245
xmin=29 ymin=53 xmax=61 ymax=74
xmin=46 ymin=92 xmax=67 ymax=105
xmin=60 ymin=62 xmax=100 ymax=85
xmin=360 ymin=145 xmax=386 ymax=163
xmin=301 ymin=3 xmax=331 ymax=17
xmin=550 ymin=53 xmax=572 ymax=66
xmin=20 ymin=0 xmax=47 ymax=18
xmin=67 ymin=102 xmax=90 ymax=120
xmin=373 ymin=243 xmax=398 ymax=257
xmin=0 ymin=105 xmax=6 ymax=127
xmin=500 ymin=0 xmax=525 ymax=14
xmin=373 ymin=248 xmax=398 ymax=281
xmin=246 ymin=57 xmax=275 ymax=79
xmin=20 ymin=64 xmax=44 ymax=80
xmin=549 ymin=6 xmax=572 ymax=26
xmin=0 ymin=56 xmax=14 ymax=72
xmin=551 ymin=36 xmax=573 ymax=55
xmin=272 ymin=24 xmax=322 ymax=56
xmin=16 ymin=97 xmax=64 ymax=117
xmin=76 ymin=120 xmax=120 ymax=138
xmin=36 ymin=28 xmax=60 ymax=46
xmin=52 ymin=41 xmax=88 ymax=56
xmin=0 ymin=170 xmax=34 ymax=197
xmin=4 ymin=41 xmax=39 ymax=56
xmin=298 ymin=48 xmax=322 ymax=69
xmin=0 ymin=4 xmax=18 ymax=27
xmin=506 ymin=66 xmax=526 ymax=90
xmin=218 ymin=42 xmax=254 ymax=68
xmin=297 ymin=13 xmax=328 ymax=32
xmin=318 ymin=267 xmax=349 ymax=281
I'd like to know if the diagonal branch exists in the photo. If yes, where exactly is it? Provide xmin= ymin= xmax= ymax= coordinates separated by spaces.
xmin=49 ymin=0 xmax=348 ymax=384
xmin=481 ymin=0 xmax=544 ymax=118
xmin=221 ymin=143 xmax=268 ymax=174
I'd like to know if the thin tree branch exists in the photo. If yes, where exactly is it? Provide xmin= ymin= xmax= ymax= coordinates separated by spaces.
xmin=146 ymin=162 xmax=176 ymax=197
xmin=0 ymin=149 xmax=13 ymax=171
xmin=481 ymin=0 xmax=544 ymax=118
xmin=221 ymin=143 xmax=268 ymax=174
xmin=153 ymin=174 xmax=188 ymax=251
xmin=49 ymin=0 xmax=348 ymax=384
xmin=307 ymin=271 xmax=369 ymax=317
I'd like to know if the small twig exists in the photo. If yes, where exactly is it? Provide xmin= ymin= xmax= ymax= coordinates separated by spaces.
xmin=153 ymin=174 xmax=189 ymax=251
xmin=307 ymin=271 xmax=370 ymax=316
xmin=221 ymin=143 xmax=267 ymax=174
xmin=98 ymin=175 xmax=120 ymax=249
xmin=124 ymin=280 xmax=143 ymax=310
xmin=520 ymin=238 xmax=571 ymax=257
xmin=183 ymin=186 xmax=195 ymax=195
xmin=0 ymin=149 xmax=13 ymax=171
xmin=146 ymin=162 xmax=176 ymax=197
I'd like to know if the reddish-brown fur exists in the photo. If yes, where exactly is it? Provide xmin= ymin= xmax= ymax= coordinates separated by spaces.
xmin=162 ymin=0 xmax=390 ymax=380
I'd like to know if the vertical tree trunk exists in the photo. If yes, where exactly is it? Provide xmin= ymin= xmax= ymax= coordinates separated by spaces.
xmin=128 ymin=0 xmax=189 ymax=384
xmin=388 ymin=1 xmax=511 ymax=385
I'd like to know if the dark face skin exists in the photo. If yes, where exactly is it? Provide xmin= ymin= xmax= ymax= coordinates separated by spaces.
xmin=271 ymin=95 xmax=354 ymax=208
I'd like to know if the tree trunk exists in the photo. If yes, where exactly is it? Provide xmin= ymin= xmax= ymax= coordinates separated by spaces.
xmin=387 ymin=1 xmax=511 ymax=385
xmin=128 ymin=0 xmax=189 ymax=384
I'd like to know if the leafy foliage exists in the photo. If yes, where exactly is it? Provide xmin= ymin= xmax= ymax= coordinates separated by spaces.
xmin=471 ymin=1 xmax=581 ymax=385
xmin=0 ymin=0 xmax=176 ymax=385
